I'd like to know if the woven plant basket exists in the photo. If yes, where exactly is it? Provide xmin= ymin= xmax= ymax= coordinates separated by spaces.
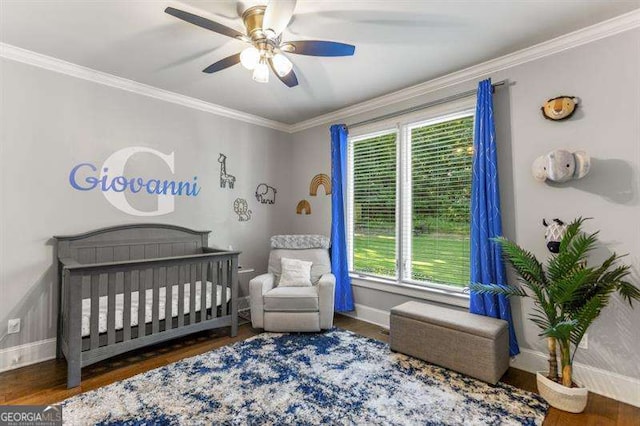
xmin=536 ymin=372 xmax=588 ymax=413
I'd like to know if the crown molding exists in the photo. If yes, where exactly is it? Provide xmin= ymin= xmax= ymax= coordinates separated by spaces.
xmin=0 ymin=42 xmax=292 ymax=133
xmin=289 ymin=8 xmax=640 ymax=133
xmin=1 ymin=8 xmax=638 ymax=134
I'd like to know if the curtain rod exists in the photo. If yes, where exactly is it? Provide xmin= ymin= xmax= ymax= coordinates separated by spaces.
xmin=347 ymin=80 xmax=506 ymax=130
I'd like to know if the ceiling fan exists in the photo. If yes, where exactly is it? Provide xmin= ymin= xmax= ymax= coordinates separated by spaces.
xmin=165 ymin=1 xmax=355 ymax=87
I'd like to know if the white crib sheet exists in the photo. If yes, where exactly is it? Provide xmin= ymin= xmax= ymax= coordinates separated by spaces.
xmin=81 ymin=281 xmax=230 ymax=337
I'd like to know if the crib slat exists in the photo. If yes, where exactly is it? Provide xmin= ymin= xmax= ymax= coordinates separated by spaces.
xmin=193 ymin=263 xmax=199 ymax=322
xmin=212 ymin=262 xmax=219 ymax=319
xmin=123 ymin=271 xmax=132 ymax=341
xmin=138 ymin=270 xmax=146 ymax=338
xmin=90 ymin=274 xmax=99 ymax=349
xmin=152 ymin=267 xmax=160 ymax=334
xmin=165 ymin=267 xmax=173 ymax=331
xmin=178 ymin=265 xmax=185 ymax=328
xmin=221 ymin=260 xmax=228 ymax=316
xmin=107 ymin=273 xmax=116 ymax=345
xmin=201 ymin=262 xmax=207 ymax=322
xmin=189 ymin=264 xmax=196 ymax=324
xmin=230 ymin=256 xmax=239 ymax=337
xmin=209 ymin=262 xmax=216 ymax=319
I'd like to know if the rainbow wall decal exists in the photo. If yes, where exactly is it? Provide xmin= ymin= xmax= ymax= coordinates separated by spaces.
xmin=309 ymin=173 xmax=331 ymax=196
xmin=296 ymin=200 xmax=312 ymax=215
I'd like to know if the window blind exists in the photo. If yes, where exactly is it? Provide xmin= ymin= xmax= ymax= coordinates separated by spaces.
xmin=409 ymin=114 xmax=473 ymax=287
xmin=349 ymin=131 xmax=397 ymax=279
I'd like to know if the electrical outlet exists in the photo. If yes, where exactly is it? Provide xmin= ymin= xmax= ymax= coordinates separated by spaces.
xmin=578 ymin=333 xmax=588 ymax=350
xmin=8 ymin=318 xmax=20 ymax=334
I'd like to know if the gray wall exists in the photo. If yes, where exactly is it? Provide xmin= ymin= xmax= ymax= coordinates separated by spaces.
xmin=1 ymin=26 xmax=638 ymax=382
xmin=289 ymin=29 xmax=640 ymax=379
xmin=0 ymin=58 xmax=293 ymax=350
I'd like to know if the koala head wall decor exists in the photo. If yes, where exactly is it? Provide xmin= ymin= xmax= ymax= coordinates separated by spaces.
xmin=532 ymin=149 xmax=590 ymax=183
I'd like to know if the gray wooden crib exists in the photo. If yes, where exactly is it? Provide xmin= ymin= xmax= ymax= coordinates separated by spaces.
xmin=55 ymin=224 xmax=239 ymax=388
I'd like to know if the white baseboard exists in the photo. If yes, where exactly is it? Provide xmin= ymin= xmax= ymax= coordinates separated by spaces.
xmin=341 ymin=303 xmax=390 ymax=329
xmin=510 ymin=348 xmax=640 ymax=408
xmin=0 ymin=338 xmax=56 ymax=373
xmin=5 ymin=306 xmax=638 ymax=408
xmin=345 ymin=304 xmax=640 ymax=408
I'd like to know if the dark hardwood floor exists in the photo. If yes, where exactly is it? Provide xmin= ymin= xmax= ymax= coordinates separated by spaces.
xmin=1 ymin=314 xmax=638 ymax=425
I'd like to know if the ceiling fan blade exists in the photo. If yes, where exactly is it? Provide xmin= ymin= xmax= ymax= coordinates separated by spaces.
xmin=283 ymin=40 xmax=355 ymax=57
xmin=268 ymin=59 xmax=298 ymax=87
xmin=202 ymin=53 xmax=242 ymax=74
xmin=262 ymin=0 xmax=297 ymax=36
xmin=165 ymin=7 xmax=246 ymax=40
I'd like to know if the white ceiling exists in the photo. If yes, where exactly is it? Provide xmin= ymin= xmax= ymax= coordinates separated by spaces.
xmin=1 ymin=1 xmax=638 ymax=124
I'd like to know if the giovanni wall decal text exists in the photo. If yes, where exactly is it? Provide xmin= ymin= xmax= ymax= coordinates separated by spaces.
xmin=69 ymin=146 xmax=200 ymax=216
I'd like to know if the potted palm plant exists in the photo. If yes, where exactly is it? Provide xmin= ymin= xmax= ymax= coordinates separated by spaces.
xmin=469 ymin=217 xmax=640 ymax=413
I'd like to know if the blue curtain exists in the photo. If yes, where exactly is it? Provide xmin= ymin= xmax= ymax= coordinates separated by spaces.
xmin=470 ymin=79 xmax=519 ymax=356
xmin=330 ymin=124 xmax=355 ymax=312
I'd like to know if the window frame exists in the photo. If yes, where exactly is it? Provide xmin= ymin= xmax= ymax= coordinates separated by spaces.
xmin=347 ymin=97 xmax=476 ymax=293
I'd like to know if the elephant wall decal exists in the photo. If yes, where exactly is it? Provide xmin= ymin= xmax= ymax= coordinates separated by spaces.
xmin=255 ymin=183 xmax=277 ymax=205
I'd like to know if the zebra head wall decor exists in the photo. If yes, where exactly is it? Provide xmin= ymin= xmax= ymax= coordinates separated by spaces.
xmin=543 ymin=218 xmax=568 ymax=253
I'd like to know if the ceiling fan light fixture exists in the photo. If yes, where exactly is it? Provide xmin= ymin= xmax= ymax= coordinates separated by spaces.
xmin=252 ymin=59 xmax=269 ymax=83
xmin=165 ymin=2 xmax=355 ymax=89
xmin=272 ymin=53 xmax=293 ymax=77
xmin=240 ymin=46 xmax=260 ymax=70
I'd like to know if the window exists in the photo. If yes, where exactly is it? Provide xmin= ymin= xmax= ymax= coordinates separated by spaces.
xmin=347 ymin=107 xmax=475 ymax=291
xmin=348 ymin=131 xmax=398 ymax=279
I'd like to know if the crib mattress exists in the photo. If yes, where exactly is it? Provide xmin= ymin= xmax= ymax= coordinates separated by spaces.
xmin=81 ymin=281 xmax=230 ymax=337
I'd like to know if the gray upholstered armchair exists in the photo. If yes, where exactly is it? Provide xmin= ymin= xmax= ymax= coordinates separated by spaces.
xmin=250 ymin=235 xmax=335 ymax=332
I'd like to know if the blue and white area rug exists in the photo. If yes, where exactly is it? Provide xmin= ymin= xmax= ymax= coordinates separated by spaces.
xmin=62 ymin=329 xmax=547 ymax=425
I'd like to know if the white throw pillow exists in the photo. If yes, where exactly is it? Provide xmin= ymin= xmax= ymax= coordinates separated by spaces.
xmin=279 ymin=257 xmax=313 ymax=287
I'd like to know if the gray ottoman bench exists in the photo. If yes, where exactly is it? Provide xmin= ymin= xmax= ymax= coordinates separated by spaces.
xmin=390 ymin=301 xmax=509 ymax=384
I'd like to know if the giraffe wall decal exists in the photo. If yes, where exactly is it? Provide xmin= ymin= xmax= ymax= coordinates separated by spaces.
xmin=218 ymin=153 xmax=236 ymax=189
